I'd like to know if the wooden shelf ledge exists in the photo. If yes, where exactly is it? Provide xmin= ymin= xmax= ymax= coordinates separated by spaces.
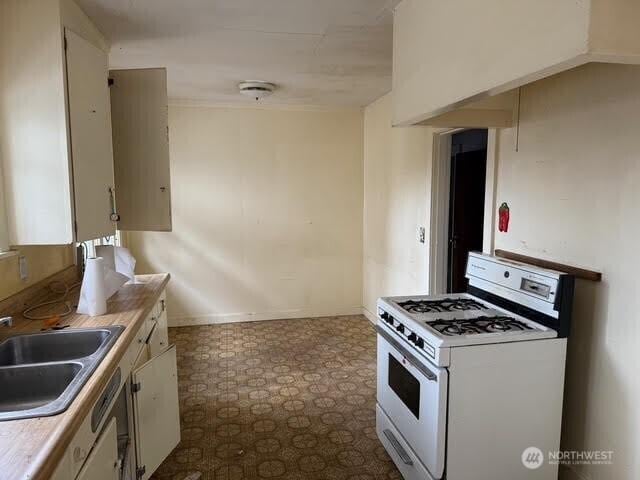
xmin=494 ymin=250 xmax=602 ymax=282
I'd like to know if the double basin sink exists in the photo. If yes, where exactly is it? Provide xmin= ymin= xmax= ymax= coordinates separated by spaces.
xmin=0 ymin=326 xmax=124 ymax=421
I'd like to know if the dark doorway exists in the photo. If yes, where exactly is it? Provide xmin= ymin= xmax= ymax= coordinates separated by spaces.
xmin=447 ymin=129 xmax=488 ymax=293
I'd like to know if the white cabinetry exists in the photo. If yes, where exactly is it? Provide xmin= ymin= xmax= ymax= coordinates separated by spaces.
xmin=132 ymin=346 xmax=180 ymax=480
xmin=76 ymin=418 xmax=119 ymax=480
xmin=148 ymin=294 xmax=169 ymax=356
xmin=65 ymin=28 xmax=117 ymax=242
xmin=0 ymin=0 xmax=173 ymax=245
xmin=0 ymin=0 xmax=115 ymax=244
xmin=53 ymin=289 xmax=179 ymax=480
xmin=130 ymin=292 xmax=179 ymax=480
xmin=109 ymin=68 xmax=172 ymax=232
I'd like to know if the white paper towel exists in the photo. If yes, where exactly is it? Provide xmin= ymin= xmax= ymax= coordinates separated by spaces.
xmin=114 ymin=246 xmax=136 ymax=282
xmin=77 ymin=257 xmax=130 ymax=316
xmin=95 ymin=245 xmax=116 ymax=271
xmin=77 ymin=257 xmax=108 ymax=316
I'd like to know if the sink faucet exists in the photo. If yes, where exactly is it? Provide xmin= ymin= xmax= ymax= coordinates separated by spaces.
xmin=0 ymin=316 xmax=13 ymax=328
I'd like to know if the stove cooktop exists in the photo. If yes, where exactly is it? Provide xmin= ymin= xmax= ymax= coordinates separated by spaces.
xmin=396 ymin=298 xmax=486 ymax=314
xmin=377 ymin=293 xmax=559 ymax=361
xmin=426 ymin=316 xmax=534 ymax=336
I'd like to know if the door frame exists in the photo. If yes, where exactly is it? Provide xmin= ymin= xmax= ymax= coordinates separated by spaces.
xmin=428 ymin=128 xmax=498 ymax=294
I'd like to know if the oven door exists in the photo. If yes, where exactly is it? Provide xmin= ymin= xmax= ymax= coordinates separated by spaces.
xmin=377 ymin=326 xmax=447 ymax=479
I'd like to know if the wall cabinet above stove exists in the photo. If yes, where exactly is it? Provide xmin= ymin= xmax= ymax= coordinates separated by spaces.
xmin=392 ymin=0 xmax=640 ymax=127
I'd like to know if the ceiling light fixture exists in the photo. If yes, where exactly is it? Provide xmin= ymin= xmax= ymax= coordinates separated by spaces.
xmin=238 ymin=81 xmax=276 ymax=101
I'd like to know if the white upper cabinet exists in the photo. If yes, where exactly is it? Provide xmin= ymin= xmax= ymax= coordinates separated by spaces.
xmin=109 ymin=68 xmax=172 ymax=232
xmin=0 ymin=0 xmax=173 ymax=245
xmin=392 ymin=0 xmax=640 ymax=127
xmin=1 ymin=0 xmax=76 ymax=245
xmin=0 ymin=0 xmax=114 ymax=244
xmin=66 ymin=28 xmax=117 ymax=242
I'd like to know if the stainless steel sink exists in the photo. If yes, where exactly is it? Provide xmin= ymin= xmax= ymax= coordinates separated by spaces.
xmin=0 ymin=328 xmax=114 ymax=366
xmin=0 ymin=326 xmax=124 ymax=421
xmin=0 ymin=362 xmax=82 ymax=412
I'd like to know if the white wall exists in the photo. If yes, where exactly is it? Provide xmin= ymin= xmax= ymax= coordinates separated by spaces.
xmin=364 ymin=64 xmax=637 ymax=479
xmin=0 ymin=245 xmax=74 ymax=301
xmin=127 ymin=63 xmax=637 ymax=478
xmin=495 ymin=63 xmax=640 ymax=480
xmin=128 ymin=105 xmax=363 ymax=325
xmin=362 ymin=94 xmax=432 ymax=318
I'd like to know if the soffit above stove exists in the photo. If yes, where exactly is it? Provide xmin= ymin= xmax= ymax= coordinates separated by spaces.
xmin=392 ymin=0 xmax=640 ymax=127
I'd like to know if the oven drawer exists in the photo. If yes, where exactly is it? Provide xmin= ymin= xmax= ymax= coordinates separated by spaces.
xmin=377 ymin=405 xmax=435 ymax=480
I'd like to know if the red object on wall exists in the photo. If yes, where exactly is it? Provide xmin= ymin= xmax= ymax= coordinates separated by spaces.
xmin=498 ymin=202 xmax=510 ymax=232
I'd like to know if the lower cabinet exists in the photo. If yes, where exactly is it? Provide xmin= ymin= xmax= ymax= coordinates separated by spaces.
xmin=132 ymin=345 xmax=180 ymax=480
xmin=53 ymin=290 xmax=179 ymax=480
xmin=148 ymin=298 xmax=169 ymax=357
xmin=76 ymin=419 xmax=119 ymax=480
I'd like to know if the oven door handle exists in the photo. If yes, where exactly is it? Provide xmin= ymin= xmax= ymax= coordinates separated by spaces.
xmin=377 ymin=326 xmax=437 ymax=382
xmin=383 ymin=429 xmax=414 ymax=466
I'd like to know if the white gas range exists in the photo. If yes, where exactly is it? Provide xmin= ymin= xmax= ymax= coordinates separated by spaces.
xmin=376 ymin=252 xmax=575 ymax=480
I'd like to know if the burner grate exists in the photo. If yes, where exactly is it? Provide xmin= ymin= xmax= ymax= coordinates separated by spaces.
xmin=426 ymin=316 xmax=534 ymax=336
xmin=397 ymin=298 xmax=486 ymax=314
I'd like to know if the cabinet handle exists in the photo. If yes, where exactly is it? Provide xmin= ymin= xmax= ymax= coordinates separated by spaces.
xmin=160 ymin=186 xmax=167 ymax=192
xmin=73 ymin=447 xmax=87 ymax=462
xmin=108 ymin=187 xmax=120 ymax=222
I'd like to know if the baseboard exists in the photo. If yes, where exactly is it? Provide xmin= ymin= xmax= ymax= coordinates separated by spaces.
xmin=169 ymin=307 xmax=364 ymax=327
xmin=362 ymin=307 xmax=377 ymax=325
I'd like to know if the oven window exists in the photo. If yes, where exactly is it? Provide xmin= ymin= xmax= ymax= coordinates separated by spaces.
xmin=388 ymin=354 xmax=420 ymax=419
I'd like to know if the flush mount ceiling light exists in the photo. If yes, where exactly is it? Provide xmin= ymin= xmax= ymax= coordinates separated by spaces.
xmin=238 ymin=81 xmax=276 ymax=101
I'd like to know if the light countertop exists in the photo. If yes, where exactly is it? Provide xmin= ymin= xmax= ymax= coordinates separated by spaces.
xmin=0 ymin=273 xmax=170 ymax=480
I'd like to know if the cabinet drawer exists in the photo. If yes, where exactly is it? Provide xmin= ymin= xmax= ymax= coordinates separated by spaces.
xmin=148 ymin=322 xmax=168 ymax=358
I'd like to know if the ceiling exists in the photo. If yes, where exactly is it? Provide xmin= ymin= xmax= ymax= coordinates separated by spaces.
xmin=76 ymin=0 xmax=400 ymax=107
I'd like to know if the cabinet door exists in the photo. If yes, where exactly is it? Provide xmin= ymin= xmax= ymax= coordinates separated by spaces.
xmin=109 ymin=68 xmax=172 ymax=232
xmin=65 ymin=28 xmax=116 ymax=242
xmin=132 ymin=345 xmax=180 ymax=480
xmin=133 ymin=341 xmax=150 ymax=370
xmin=76 ymin=418 xmax=119 ymax=480
xmin=50 ymin=451 xmax=73 ymax=480
xmin=149 ymin=300 xmax=169 ymax=357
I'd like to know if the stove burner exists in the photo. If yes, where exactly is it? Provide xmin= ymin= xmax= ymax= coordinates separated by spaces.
xmin=397 ymin=298 xmax=486 ymax=314
xmin=427 ymin=316 xmax=534 ymax=336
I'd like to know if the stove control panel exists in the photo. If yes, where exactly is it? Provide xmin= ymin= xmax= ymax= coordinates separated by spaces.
xmin=378 ymin=308 xmax=435 ymax=359
xmin=520 ymin=278 xmax=551 ymax=299
xmin=466 ymin=252 xmax=561 ymax=317
xmin=466 ymin=251 xmax=575 ymax=338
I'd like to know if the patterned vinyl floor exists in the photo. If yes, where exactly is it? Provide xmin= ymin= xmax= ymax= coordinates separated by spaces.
xmin=151 ymin=315 xmax=401 ymax=480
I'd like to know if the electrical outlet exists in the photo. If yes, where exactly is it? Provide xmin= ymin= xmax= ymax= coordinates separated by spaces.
xmin=417 ymin=226 xmax=426 ymax=244
xmin=18 ymin=255 xmax=28 ymax=281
